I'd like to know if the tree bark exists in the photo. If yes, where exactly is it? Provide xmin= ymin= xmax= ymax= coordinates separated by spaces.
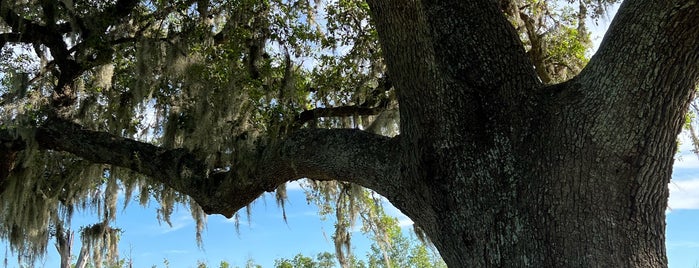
xmin=54 ymin=226 xmax=73 ymax=268
xmin=365 ymin=0 xmax=699 ymax=267
xmin=1 ymin=0 xmax=698 ymax=267
xmin=27 ymin=116 xmax=400 ymax=217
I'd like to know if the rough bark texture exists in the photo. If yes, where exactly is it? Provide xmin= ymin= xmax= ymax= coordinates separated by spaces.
xmin=367 ymin=0 xmax=699 ymax=266
xmin=1 ymin=0 xmax=699 ymax=267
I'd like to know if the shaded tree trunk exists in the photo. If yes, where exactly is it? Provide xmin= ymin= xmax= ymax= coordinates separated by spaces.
xmin=365 ymin=0 xmax=699 ymax=266
xmin=1 ymin=0 xmax=698 ymax=267
xmin=54 ymin=226 xmax=73 ymax=268
xmin=74 ymin=244 xmax=89 ymax=268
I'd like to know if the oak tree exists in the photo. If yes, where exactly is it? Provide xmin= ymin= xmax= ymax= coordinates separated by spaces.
xmin=1 ymin=0 xmax=698 ymax=267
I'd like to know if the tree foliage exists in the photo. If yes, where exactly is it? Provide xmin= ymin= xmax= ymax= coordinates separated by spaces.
xmin=2 ymin=0 xmax=697 ymax=266
xmin=0 ymin=0 xmax=614 ymax=261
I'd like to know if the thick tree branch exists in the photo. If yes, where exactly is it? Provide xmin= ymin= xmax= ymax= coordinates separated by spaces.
xmin=520 ymin=12 xmax=553 ymax=84
xmin=537 ymin=1 xmax=699 ymax=238
xmin=3 ymin=118 xmax=400 ymax=218
xmin=419 ymin=0 xmax=541 ymax=96
xmin=294 ymin=100 xmax=389 ymax=126
xmin=581 ymin=1 xmax=699 ymax=90
xmin=0 ymin=130 xmax=25 ymax=191
xmin=1 ymin=0 xmax=140 ymax=109
xmin=0 ymin=3 xmax=73 ymax=67
xmin=0 ymin=33 xmax=26 ymax=47
xmin=573 ymin=1 xmax=699 ymax=140
xmin=367 ymin=0 xmax=541 ymax=148
xmin=80 ymin=0 xmax=139 ymax=37
xmin=1 ymin=1 xmax=81 ymax=107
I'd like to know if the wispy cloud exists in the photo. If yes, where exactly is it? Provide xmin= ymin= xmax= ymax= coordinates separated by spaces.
xmin=157 ymin=213 xmax=193 ymax=234
xmin=674 ymin=154 xmax=699 ymax=169
xmin=397 ymin=217 xmax=414 ymax=227
xmin=163 ymin=249 xmax=189 ymax=254
xmin=667 ymin=241 xmax=699 ymax=248
xmin=667 ymin=131 xmax=699 ymax=211
xmin=139 ymin=252 xmax=153 ymax=257
xmin=286 ymin=180 xmax=305 ymax=191
xmin=674 ymin=132 xmax=699 ymax=169
xmin=668 ymin=179 xmax=699 ymax=210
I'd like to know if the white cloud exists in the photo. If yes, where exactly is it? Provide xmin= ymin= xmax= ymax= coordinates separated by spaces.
xmin=667 ymin=241 xmax=699 ymax=248
xmin=286 ymin=180 xmax=305 ymax=191
xmin=397 ymin=217 xmax=414 ymax=227
xmin=158 ymin=213 xmax=193 ymax=234
xmin=382 ymin=198 xmax=414 ymax=227
xmin=673 ymin=131 xmax=699 ymax=169
xmin=587 ymin=3 xmax=620 ymax=55
xmin=674 ymin=155 xmax=699 ymax=169
xmin=668 ymin=131 xmax=699 ymax=211
xmin=675 ymin=131 xmax=699 ymax=165
xmin=668 ymin=179 xmax=699 ymax=210
xmin=164 ymin=249 xmax=189 ymax=254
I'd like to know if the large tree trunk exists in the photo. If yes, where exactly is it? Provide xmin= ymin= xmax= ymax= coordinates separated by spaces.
xmin=2 ymin=0 xmax=698 ymax=267
xmin=366 ymin=0 xmax=699 ymax=267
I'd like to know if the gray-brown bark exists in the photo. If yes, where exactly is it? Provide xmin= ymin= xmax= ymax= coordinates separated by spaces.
xmin=1 ymin=0 xmax=699 ymax=267
xmin=54 ymin=225 xmax=73 ymax=268
xmin=19 ymin=116 xmax=400 ymax=217
xmin=366 ymin=0 xmax=699 ymax=266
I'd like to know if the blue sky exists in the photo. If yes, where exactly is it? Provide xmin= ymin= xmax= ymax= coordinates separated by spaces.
xmin=5 ymin=2 xmax=699 ymax=267
xmin=6 ymin=132 xmax=699 ymax=268
xmin=11 ymin=181 xmax=399 ymax=267
xmin=666 ymin=132 xmax=699 ymax=268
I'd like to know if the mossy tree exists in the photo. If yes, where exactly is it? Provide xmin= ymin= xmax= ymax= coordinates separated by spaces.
xmin=1 ymin=0 xmax=699 ymax=267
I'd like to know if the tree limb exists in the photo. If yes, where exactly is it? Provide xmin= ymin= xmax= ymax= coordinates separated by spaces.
xmin=520 ymin=11 xmax=553 ymax=84
xmin=575 ymin=1 xmax=699 ymax=131
xmin=1 ymin=1 xmax=81 ymax=108
xmin=580 ymin=1 xmax=699 ymax=90
xmin=0 ymin=33 xmax=26 ymax=47
xmin=294 ymin=100 xmax=389 ymax=126
xmin=61 ymin=0 xmax=140 ymax=39
xmin=0 ymin=129 xmax=25 ymax=191
xmin=3 ymin=118 xmax=400 ymax=218
xmin=0 ymin=3 xmax=73 ymax=68
xmin=419 ymin=0 xmax=541 ymax=95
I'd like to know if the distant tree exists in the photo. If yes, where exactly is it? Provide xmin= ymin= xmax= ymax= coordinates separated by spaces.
xmin=366 ymin=217 xmax=445 ymax=268
xmin=244 ymin=259 xmax=262 ymax=268
xmin=316 ymin=252 xmax=335 ymax=268
xmin=275 ymin=253 xmax=322 ymax=268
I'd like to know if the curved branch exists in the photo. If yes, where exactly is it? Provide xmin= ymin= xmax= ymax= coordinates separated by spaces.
xmin=419 ymin=0 xmax=541 ymax=94
xmin=575 ymin=1 xmax=699 ymax=131
xmin=0 ymin=33 xmax=26 ymax=46
xmin=1 ymin=1 xmax=81 ymax=107
xmin=580 ymin=1 xmax=699 ymax=92
xmin=520 ymin=12 xmax=552 ymax=84
xmin=0 ymin=130 xmax=25 ymax=191
xmin=72 ymin=0 xmax=139 ymax=38
xmin=5 ymin=118 xmax=400 ymax=218
xmin=0 ymin=3 xmax=73 ymax=67
xmin=294 ymin=100 xmax=389 ymax=126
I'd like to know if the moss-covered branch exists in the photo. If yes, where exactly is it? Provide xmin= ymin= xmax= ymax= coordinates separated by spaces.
xmin=1 ymin=118 xmax=400 ymax=218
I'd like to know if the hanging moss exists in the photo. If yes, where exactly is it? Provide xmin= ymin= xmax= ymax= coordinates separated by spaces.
xmin=0 ymin=0 xmax=620 ymax=265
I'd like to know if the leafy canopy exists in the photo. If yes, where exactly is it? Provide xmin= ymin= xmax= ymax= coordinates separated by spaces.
xmin=0 ymin=0 xmax=634 ymax=265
